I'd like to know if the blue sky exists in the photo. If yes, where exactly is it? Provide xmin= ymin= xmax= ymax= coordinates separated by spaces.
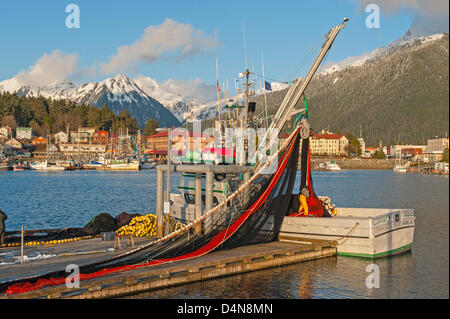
xmin=0 ymin=0 xmax=443 ymax=87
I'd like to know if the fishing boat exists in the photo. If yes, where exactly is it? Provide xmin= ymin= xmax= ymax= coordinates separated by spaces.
xmin=13 ymin=161 xmax=29 ymax=171
xmin=106 ymin=159 xmax=140 ymax=171
xmin=167 ymin=17 xmax=414 ymax=259
xmin=29 ymin=160 xmax=66 ymax=171
xmin=0 ymin=161 xmax=12 ymax=171
xmin=279 ymin=207 xmax=415 ymax=258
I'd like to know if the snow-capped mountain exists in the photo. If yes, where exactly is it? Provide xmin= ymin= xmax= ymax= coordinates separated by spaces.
xmin=133 ymin=76 xmax=219 ymax=123
xmin=2 ymin=29 xmax=445 ymax=126
xmin=319 ymin=30 xmax=447 ymax=76
xmin=0 ymin=74 xmax=181 ymax=128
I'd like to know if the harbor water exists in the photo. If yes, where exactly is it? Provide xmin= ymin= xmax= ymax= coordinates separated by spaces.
xmin=0 ymin=169 xmax=448 ymax=298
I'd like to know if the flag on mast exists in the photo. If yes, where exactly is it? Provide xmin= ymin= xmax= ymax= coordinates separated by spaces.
xmin=264 ymin=81 xmax=272 ymax=91
xmin=217 ymin=80 xmax=221 ymax=92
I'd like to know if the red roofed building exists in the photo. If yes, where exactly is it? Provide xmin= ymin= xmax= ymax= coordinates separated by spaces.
xmin=311 ymin=131 xmax=348 ymax=156
xmin=145 ymin=130 xmax=214 ymax=160
xmin=91 ymin=130 xmax=109 ymax=144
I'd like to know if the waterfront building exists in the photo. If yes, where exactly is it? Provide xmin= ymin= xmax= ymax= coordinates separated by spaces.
xmin=145 ymin=131 xmax=169 ymax=159
xmin=5 ymin=138 xmax=22 ymax=150
xmin=426 ymin=137 xmax=449 ymax=153
xmin=54 ymin=131 xmax=69 ymax=145
xmin=0 ymin=126 xmax=12 ymax=138
xmin=358 ymin=137 xmax=367 ymax=157
xmin=310 ymin=131 xmax=348 ymax=156
xmin=70 ymin=131 xmax=90 ymax=144
xmin=78 ymin=127 xmax=96 ymax=136
xmin=144 ymin=130 xmax=214 ymax=161
xmin=91 ymin=130 xmax=109 ymax=144
xmin=32 ymin=136 xmax=47 ymax=145
xmin=365 ymin=147 xmax=378 ymax=157
xmin=387 ymin=145 xmax=427 ymax=159
xmin=16 ymin=127 xmax=32 ymax=140
xmin=59 ymin=143 xmax=107 ymax=156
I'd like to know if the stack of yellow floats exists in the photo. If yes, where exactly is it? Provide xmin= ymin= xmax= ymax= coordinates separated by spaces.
xmin=0 ymin=236 xmax=92 ymax=248
xmin=115 ymin=214 xmax=184 ymax=237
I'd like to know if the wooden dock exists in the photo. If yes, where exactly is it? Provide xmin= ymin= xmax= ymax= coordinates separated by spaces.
xmin=1 ymin=238 xmax=336 ymax=299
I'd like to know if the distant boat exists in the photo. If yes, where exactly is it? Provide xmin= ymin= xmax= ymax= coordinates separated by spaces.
xmin=393 ymin=161 xmax=410 ymax=173
xmin=30 ymin=160 xmax=66 ymax=171
xmin=318 ymin=160 xmax=341 ymax=171
xmin=13 ymin=161 xmax=29 ymax=171
xmin=0 ymin=161 xmax=12 ymax=171
xmin=107 ymin=159 xmax=140 ymax=171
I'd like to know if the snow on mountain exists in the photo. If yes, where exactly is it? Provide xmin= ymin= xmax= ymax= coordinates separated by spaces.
xmin=133 ymin=75 xmax=218 ymax=123
xmin=2 ymin=30 xmax=444 ymax=126
xmin=0 ymin=74 xmax=181 ymax=128
xmin=319 ymin=31 xmax=447 ymax=76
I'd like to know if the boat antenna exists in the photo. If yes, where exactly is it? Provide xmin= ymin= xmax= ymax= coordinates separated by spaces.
xmin=242 ymin=21 xmax=248 ymax=70
xmin=261 ymin=53 xmax=269 ymax=130
xmin=216 ymin=57 xmax=221 ymax=122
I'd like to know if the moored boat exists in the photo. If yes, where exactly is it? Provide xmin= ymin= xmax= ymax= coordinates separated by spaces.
xmin=13 ymin=161 xmax=29 ymax=171
xmin=279 ymin=207 xmax=415 ymax=258
xmin=0 ymin=162 xmax=12 ymax=171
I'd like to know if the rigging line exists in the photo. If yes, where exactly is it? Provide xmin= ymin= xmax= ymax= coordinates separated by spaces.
xmin=282 ymin=40 xmax=323 ymax=83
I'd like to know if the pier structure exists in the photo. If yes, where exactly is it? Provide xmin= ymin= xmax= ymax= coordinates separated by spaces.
xmin=1 ymin=238 xmax=336 ymax=299
xmin=155 ymin=164 xmax=252 ymax=237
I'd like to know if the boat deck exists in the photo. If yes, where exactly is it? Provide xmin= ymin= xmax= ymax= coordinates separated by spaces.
xmin=0 ymin=236 xmax=336 ymax=299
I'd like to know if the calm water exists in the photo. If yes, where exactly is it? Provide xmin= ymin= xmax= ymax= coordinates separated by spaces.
xmin=0 ymin=169 xmax=448 ymax=298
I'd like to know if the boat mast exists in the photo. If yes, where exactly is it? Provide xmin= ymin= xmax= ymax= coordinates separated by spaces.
xmin=254 ymin=18 xmax=349 ymax=170
xmin=269 ymin=18 xmax=349 ymax=134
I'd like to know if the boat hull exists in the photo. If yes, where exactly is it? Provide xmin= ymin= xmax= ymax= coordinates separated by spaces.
xmin=279 ymin=207 xmax=415 ymax=258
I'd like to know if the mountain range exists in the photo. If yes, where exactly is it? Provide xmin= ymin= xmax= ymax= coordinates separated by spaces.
xmin=0 ymin=74 xmax=181 ymax=128
xmin=0 ymin=29 xmax=448 ymax=145
xmin=252 ymin=31 xmax=449 ymax=146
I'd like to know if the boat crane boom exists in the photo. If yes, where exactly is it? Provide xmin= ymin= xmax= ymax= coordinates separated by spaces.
xmin=253 ymin=18 xmax=348 ymax=171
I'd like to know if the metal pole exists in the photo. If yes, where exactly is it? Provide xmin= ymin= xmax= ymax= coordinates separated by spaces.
xmin=195 ymin=173 xmax=202 ymax=234
xmin=20 ymin=225 xmax=24 ymax=264
xmin=205 ymin=171 xmax=213 ymax=212
xmin=166 ymin=128 xmax=172 ymax=203
xmin=156 ymin=169 xmax=164 ymax=238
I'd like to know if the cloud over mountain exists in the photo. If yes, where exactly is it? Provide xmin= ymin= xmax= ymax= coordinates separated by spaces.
xmin=13 ymin=50 xmax=78 ymax=87
xmin=355 ymin=0 xmax=449 ymax=34
xmin=100 ymin=18 xmax=221 ymax=75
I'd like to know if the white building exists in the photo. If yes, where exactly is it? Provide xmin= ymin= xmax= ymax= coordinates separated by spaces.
xmin=16 ymin=127 xmax=33 ymax=140
xmin=426 ymin=137 xmax=449 ymax=153
xmin=311 ymin=132 xmax=349 ymax=156
xmin=59 ymin=143 xmax=106 ymax=155
xmin=0 ymin=126 xmax=12 ymax=138
xmin=54 ymin=131 xmax=69 ymax=144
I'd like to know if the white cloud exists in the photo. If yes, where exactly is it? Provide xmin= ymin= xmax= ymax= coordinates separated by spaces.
xmin=355 ymin=0 xmax=449 ymax=34
xmin=100 ymin=18 xmax=221 ymax=75
xmin=14 ymin=50 xmax=78 ymax=87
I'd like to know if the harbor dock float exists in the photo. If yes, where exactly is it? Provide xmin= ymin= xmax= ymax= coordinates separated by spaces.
xmin=1 ymin=238 xmax=336 ymax=299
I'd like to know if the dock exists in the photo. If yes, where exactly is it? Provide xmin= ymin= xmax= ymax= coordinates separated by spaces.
xmin=1 ymin=237 xmax=336 ymax=299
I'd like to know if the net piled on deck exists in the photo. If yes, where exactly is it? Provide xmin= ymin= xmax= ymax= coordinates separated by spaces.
xmin=1 ymin=125 xmax=302 ymax=295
